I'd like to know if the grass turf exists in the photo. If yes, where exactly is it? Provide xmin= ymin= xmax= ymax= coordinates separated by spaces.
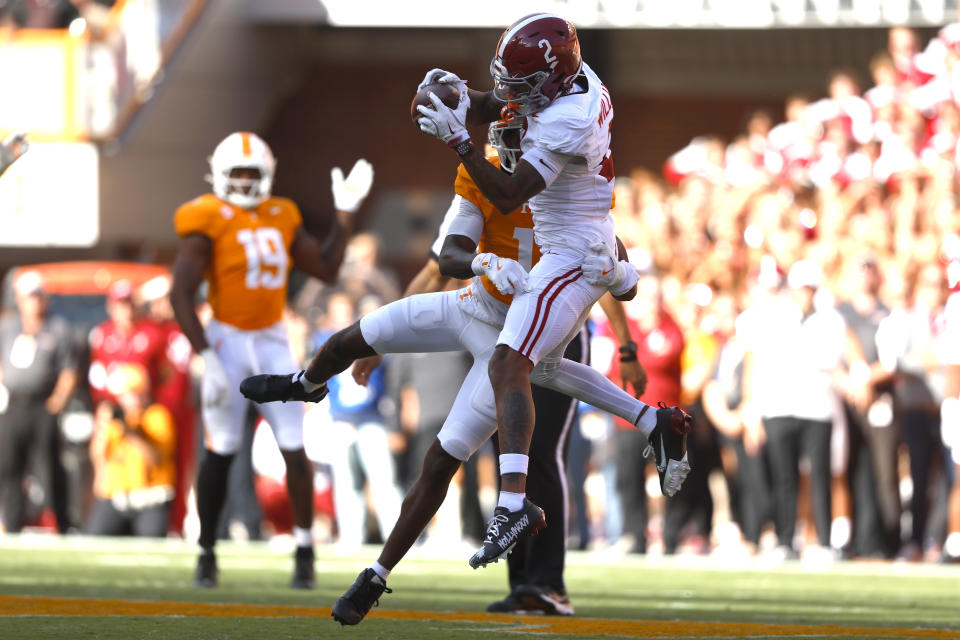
xmin=0 ymin=535 xmax=957 ymax=639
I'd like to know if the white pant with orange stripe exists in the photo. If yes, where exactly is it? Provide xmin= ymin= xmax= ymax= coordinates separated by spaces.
xmin=203 ymin=318 xmax=305 ymax=455
xmin=498 ymin=249 xmax=607 ymax=366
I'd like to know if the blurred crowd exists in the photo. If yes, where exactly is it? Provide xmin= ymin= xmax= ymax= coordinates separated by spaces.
xmin=600 ymin=24 xmax=960 ymax=563
xmin=2 ymin=24 xmax=960 ymax=567
xmin=0 ymin=0 xmax=115 ymax=34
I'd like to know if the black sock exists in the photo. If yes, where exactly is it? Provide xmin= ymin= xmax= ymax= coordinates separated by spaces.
xmin=196 ymin=450 xmax=234 ymax=551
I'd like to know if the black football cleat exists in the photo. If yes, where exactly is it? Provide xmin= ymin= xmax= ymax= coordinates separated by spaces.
xmin=239 ymin=370 xmax=329 ymax=404
xmin=515 ymin=584 xmax=575 ymax=616
xmin=332 ymin=568 xmax=392 ymax=626
xmin=290 ymin=546 xmax=315 ymax=590
xmin=645 ymin=402 xmax=692 ymax=497
xmin=193 ymin=549 xmax=218 ymax=589
xmin=485 ymin=591 xmax=526 ymax=614
xmin=469 ymin=498 xmax=546 ymax=569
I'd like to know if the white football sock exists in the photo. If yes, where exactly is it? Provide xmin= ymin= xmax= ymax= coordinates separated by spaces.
xmin=634 ymin=405 xmax=657 ymax=438
xmin=497 ymin=491 xmax=525 ymax=512
xmin=371 ymin=561 xmax=391 ymax=581
xmin=294 ymin=370 xmax=324 ymax=392
xmin=293 ymin=526 xmax=313 ymax=548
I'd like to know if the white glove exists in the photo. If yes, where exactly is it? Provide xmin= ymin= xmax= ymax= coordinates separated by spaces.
xmin=200 ymin=348 xmax=230 ymax=408
xmin=418 ymin=68 xmax=466 ymax=92
xmin=581 ymin=242 xmax=639 ymax=296
xmin=331 ymin=159 xmax=374 ymax=213
xmin=942 ymin=397 xmax=960 ymax=449
xmin=417 ymin=89 xmax=471 ymax=147
xmin=471 ymin=252 xmax=529 ymax=296
xmin=0 ymin=132 xmax=28 ymax=176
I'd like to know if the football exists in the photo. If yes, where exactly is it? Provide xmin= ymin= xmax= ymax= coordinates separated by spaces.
xmin=410 ymin=82 xmax=461 ymax=127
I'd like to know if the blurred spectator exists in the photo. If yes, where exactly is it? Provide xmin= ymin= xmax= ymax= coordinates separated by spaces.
xmin=293 ymin=233 xmax=401 ymax=326
xmin=595 ymin=271 xmax=684 ymax=554
xmin=0 ymin=271 xmax=76 ymax=533
xmin=313 ymin=292 xmax=403 ymax=545
xmin=702 ymin=292 xmax=773 ymax=553
xmin=942 ymin=286 xmax=960 ymax=562
xmin=877 ymin=263 xmax=953 ymax=559
xmin=835 ymin=254 xmax=899 ymax=559
xmin=740 ymin=260 xmax=845 ymax=560
xmin=86 ymin=362 xmax=175 ymax=537
xmin=88 ymin=280 xmax=168 ymax=408
xmin=140 ymin=275 xmax=195 ymax=535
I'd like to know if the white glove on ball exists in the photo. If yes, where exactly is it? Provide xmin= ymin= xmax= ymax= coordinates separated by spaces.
xmin=418 ymin=68 xmax=467 ymax=93
xmin=331 ymin=159 xmax=374 ymax=213
xmin=417 ymin=90 xmax=471 ymax=146
xmin=200 ymin=348 xmax=230 ymax=409
xmin=471 ymin=252 xmax=529 ymax=296
xmin=581 ymin=242 xmax=638 ymax=296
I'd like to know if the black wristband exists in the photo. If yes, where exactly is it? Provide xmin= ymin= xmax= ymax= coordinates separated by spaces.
xmin=453 ymin=139 xmax=474 ymax=157
xmin=618 ymin=340 xmax=638 ymax=355
xmin=619 ymin=352 xmax=638 ymax=363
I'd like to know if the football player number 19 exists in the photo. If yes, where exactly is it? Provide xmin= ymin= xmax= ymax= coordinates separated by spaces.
xmin=237 ymin=228 xmax=288 ymax=290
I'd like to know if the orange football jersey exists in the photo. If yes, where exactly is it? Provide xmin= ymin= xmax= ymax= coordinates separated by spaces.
xmin=454 ymin=156 xmax=542 ymax=305
xmin=174 ymin=193 xmax=302 ymax=330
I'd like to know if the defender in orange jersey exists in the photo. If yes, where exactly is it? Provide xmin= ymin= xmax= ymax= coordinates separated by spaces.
xmin=170 ymin=131 xmax=373 ymax=590
xmin=240 ymin=119 xmax=659 ymax=625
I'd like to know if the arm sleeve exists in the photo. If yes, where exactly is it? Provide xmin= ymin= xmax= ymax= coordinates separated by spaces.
xmin=430 ymin=195 xmax=463 ymax=258
xmin=446 ymin=198 xmax=484 ymax=244
xmin=518 ymin=145 xmax=569 ymax=189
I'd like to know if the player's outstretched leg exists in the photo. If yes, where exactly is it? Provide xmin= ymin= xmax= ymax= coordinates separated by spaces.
xmin=471 ymin=345 xmax=544 ymax=569
xmin=240 ymin=322 xmax=375 ymax=403
xmin=333 ymin=439 xmax=461 ymax=625
xmin=645 ymin=402 xmax=693 ymax=497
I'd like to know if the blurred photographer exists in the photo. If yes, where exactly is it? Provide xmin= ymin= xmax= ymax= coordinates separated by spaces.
xmin=86 ymin=363 xmax=176 ymax=537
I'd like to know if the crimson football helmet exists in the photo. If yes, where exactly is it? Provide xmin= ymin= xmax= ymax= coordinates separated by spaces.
xmin=490 ymin=14 xmax=582 ymax=116
xmin=209 ymin=131 xmax=276 ymax=209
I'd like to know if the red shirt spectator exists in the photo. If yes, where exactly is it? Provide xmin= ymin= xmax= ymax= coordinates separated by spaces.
xmin=594 ymin=274 xmax=684 ymax=429
xmin=88 ymin=280 xmax=168 ymax=408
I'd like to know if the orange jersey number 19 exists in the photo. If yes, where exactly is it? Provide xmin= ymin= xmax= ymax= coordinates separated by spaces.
xmin=236 ymin=228 xmax=288 ymax=290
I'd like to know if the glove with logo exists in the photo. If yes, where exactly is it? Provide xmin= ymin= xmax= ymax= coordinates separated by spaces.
xmin=471 ymin=252 xmax=529 ymax=296
xmin=417 ymin=88 xmax=471 ymax=148
xmin=331 ymin=159 xmax=374 ymax=213
xmin=581 ymin=242 xmax=638 ymax=296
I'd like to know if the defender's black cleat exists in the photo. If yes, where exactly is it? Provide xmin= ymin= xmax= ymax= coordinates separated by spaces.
xmin=469 ymin=498 xmax=546 ymax=569
xmin=331 ymin=568 xmax=392 ymax=626
xmin=239 ymin=370 xmax=328 ymax=404
xmin=193 ymin=549 xmax=218 ymax=589
xmin=645 ymin=402 xmax=692 ymax=497
xmin=290 ymin=546 xmax=315 ymax=590
xmin=486 ymin=590 xmax=526 ymax=614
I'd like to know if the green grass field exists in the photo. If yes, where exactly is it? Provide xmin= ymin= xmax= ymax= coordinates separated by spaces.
xmin=0 ymin=535 xmax=958 ymax=639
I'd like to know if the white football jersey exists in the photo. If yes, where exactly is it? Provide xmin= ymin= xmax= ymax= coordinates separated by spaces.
xmin=520 ymin=61 xmax=616 ymax=254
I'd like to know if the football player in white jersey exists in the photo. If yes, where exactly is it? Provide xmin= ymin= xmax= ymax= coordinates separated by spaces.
xmin=413 ymin=13 xmax=692 ymax=567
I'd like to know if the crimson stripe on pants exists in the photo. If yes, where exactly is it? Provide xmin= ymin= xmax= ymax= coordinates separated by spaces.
xmin=519 ymin=270 xmax=582 ymax=359
xmin=517 ymin=267 xmax=581 ymax=356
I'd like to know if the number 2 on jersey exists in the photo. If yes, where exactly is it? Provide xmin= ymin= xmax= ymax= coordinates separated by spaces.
xmin=236 ymin=228 xmax=288 ymax=290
